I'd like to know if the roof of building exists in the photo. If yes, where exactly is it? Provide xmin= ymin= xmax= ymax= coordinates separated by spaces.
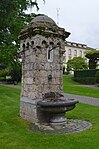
xmin=65 ymin=41 xmax=96 ymax=50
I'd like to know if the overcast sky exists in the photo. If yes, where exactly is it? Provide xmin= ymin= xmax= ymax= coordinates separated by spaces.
xmin=31 ymin=0 xmax=99 ymax=49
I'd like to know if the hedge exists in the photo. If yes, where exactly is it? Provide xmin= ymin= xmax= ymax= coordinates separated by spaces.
xmin=74 ymin=69 xmax=99 ymax=78
xmin=74 ymin=69 xmax=99 ymax=84
xmin=95 ymin=71 xmax=99 ymax=84
xmin=73 ymin=77 xmax=96 ymax=85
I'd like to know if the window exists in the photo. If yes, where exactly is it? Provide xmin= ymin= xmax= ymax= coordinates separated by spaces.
xmin=80 ymin=50 xmax=82 ymax=57
xmin=63 ymin=55 xmax=66 ymax=63
xmin=78 ymin=44 xmax=82 ymax=47
xmin=68 ymin=49 xmax=72 ymax=60
xmin=47 ymin=44 xmax=53 ymax=62
xmin=73 ymin=43 xmax=76 ymax=46
xmin=67 ymin=42 xmax=71 ymax=46
xmin=68 ymin=49 xmax=71 ymax=55
xmin=83 ymin=45 xmax=87 ymax=48
xmin=74 ymin=50 xmax=77 ymax=56
xmin=68 ymin=56 xmax=71 ymax=60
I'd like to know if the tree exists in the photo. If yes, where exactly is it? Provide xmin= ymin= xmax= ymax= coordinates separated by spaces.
xmin=0 ymin=0 xmax=40 ymax=44
xmin=67 ymin=57 xmax=88 ymax=72
xmin=85 ymin=50 xmax=99 ymax=69
xmin=0 ymin=0 xmax=44 ymax=82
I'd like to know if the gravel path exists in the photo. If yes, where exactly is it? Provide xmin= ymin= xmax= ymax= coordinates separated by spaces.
xmin=0 ymin=83 xmax=21 ymax=89
xmin=64 ymin=93 xmax=99 ymax=106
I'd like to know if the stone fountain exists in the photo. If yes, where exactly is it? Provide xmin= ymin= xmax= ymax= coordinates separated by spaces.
xmin=37 ymin=92 xmax=78 ymax=125
xmin=19 ymin=15 xmax=79 ymax=128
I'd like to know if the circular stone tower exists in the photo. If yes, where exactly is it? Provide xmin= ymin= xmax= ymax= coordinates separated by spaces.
xmin=19 ymin=15 xmax=70 ymax=123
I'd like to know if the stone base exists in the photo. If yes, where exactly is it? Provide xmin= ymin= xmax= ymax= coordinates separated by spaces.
xmin=50 ymin=113 xmax=67 ymax=124
xmin=29 ymin=119 xmax=92 ymax=134
xmin=20 ymin=96 xmax=40 ymax=123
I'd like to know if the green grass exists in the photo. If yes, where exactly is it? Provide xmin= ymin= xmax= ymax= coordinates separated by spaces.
xmin=0 ymin=85 xmax=99 ymax=149
xmin=63 ymin=75 xmax=99 ymax=98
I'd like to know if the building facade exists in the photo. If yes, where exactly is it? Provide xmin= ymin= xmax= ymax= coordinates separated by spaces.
xmin=63 ymin=41 xmax=94 ymax=70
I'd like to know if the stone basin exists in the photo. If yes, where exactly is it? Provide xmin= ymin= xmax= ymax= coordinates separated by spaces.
xmin=37 ymin=98 xmax=78 ymax=112
xmin=37 ymin=92 xmax=79 ymax=125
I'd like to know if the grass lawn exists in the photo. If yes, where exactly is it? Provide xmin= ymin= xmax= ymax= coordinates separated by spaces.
xmin=0 ymin=85 xmax=99 ymax=149
xmin=63 ymin=75 xmax=99 ymax=98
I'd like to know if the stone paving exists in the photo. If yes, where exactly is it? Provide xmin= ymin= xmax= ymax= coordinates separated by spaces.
xmin=29 ymin=119 xmax=92 ymax=134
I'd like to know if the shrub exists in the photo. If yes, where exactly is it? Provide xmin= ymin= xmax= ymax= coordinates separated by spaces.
xmin=95 ymin=71 xmax=99 ymax=84
xmin=74 ymin=69 xmax=99 ymax=78
xmin=0 ymin=69 xmax=10 ymax=81
xmin=67 ymin=57 xmax=88 ymax=72
xmin=9 ymin=63 xmax=22 ymax=84
xmin=74 ymin=77 xmax=96 ymax=85
xmin=0 ymin=77 xmax=6 ymax=82
xmin=74 ymin=69 xmax=99 ymax=84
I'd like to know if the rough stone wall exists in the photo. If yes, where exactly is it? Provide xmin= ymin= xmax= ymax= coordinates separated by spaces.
xmin=20 ymin=34 xmax=64 ymax=123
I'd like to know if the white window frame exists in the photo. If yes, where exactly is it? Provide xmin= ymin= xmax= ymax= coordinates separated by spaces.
xmin=47 ymin=46 xmax=53 ymax=62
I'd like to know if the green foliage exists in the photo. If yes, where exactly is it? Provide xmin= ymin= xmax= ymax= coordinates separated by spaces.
xmin=73 ymin=77 xmax=96 ymax=84
xmin=9 ymin=62 xmax=22 ymax=83
xmin=0 ymin=0 xmax=44 ymax=83
xmin=89 ymin=59 xmax=97 ymax=69
xmin=0 ymin=69 xmax=9 ymax=78
xmin=85 ymin=50 xmax=99 ymax=69
xmin=0 ymin=44 xmax=22 ymax=83
xmin=95 ymin=71 xmax=99 ymax=84
xmin=0 ymin=0 xmax=39 ymax=44
xmin=67 ymin=57 xmax=88 ymax=72
xmin=74 ymin=69 xmax=99 ymax=84
xmin=85 ymin=50 xmax=99 ymax=59
xmin=74 ymin=69 xmax=99 ymax=77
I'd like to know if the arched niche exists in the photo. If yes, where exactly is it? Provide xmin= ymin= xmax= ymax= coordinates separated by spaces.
xmin=26 ymin=42 xmax=29 ymax=49
xmin=22 ymin=43 xmax=25 ymax=51
xmin=31 ymin=41 xmax=34 ymax=48
xmin=42 ymin=40 xmax=47 ymax=48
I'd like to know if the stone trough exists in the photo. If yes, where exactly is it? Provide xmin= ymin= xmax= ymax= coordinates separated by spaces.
xmin=37 ymin=92 xmax=78 ymax=125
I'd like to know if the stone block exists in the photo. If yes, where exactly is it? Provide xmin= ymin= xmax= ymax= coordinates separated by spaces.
xmin=20 ymin=97 xmax=38 ymax=123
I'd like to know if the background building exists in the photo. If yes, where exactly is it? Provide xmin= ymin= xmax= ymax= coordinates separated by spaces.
xmin=63 ymin=41 xmax=95 ymax=70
